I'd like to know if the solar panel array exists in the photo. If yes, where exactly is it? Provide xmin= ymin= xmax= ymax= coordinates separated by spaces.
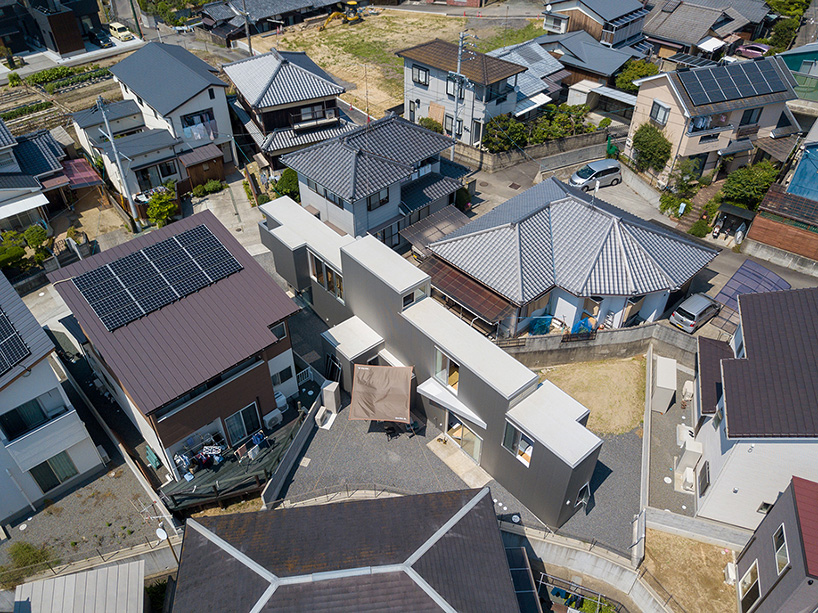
xmin=678 ymin=60 xmax=788 ymax=107
xmin=73 ymin=225 xmax=243 ymax=331
xmin=713 ymin=259 xmax=791 ymax=313
xmin=0 ymin=308 xmax=30 ymax=376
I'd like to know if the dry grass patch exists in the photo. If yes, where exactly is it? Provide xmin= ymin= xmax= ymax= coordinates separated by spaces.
xmin=191 ymin=496 xmax=263 ymax=518
xmin=540 ymin=356 xmax=646 ymax=435
xmin=644 ymin=529 xmax=736 ymax=613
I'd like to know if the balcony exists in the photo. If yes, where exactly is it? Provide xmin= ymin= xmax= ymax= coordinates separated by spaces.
xmin=290 ymin=108 xmax=340 ymax=132
xmin=686 ymin=123 xmax=734 ymax=137
xmin=4 ymin=408 xmax=89 ymax=472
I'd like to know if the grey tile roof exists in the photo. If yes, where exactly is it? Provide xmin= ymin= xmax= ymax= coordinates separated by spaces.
xmin=643 ymin=2 xmax=744 ymax=47
xmin=722 ymin=288 xmax=818 ymax=438
xmin=213 ymin=0 xmax=332 ymax=22
xmin=201 ymin=0 xmax=236 ymax=20
xmin=223 ymin=50 xmax=344 ymax=109
xmin=429 ymin=178 xmax=716 ymax=303
xmin=550 ymin=0 xmax=643 ymax=22
xmin=697 ymin=336 xmax=732 ymax=415
xmin=488 ymin=40 xmax=565 ymax=99
xmin=400 ymin=172 xmax=460 ymax=212
xmin=173 ymin=488 xmax=521 ymax=613
xmin=97 ymin=129 xmax=179 ymax=158
xmin=281 ymin=115 xmax=452 ymax=200
xmin=13 ymin=130 xmax=64 ymax=177
xmin=72 ymin=99 xmax=141 ymax=129
xmin=0 ymin=173 xmax=41 ymax=190
xmin=261 ymin=119 xmax=357 ymax=154
xmin=534 ymin=31 xmax=632 ymax=77
xmin=109 ymin=43 xmax=226 ymax=116
xmin=686 ymin=0 xmax=769 ymax=24
xmin=0 ymin=119 xmax=14 ymax=148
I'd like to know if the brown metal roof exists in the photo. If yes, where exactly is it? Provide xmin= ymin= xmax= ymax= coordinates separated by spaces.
xmin=696 ymin=336 xmax=732 ymax=415
xmin=397 ymin=39 xmax=526 ymax=86
xmin=755 ymin=135 xmax=798 ymax=163
xmin=722 ymin=287 xmax=818 ymax=438
xmin=759 ymin=183 xmax=818 ymax=226
xmin=177 ymin=143 xmax=224 ymax=168
xmin=48 ymin=211 xmax=299 ymax=415
xmin=793 ymin=476 xmax=818 ymax=578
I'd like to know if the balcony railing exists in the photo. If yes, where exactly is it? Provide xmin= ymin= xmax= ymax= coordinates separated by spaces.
xmin=687 ymin=123 xmax=734 ymax=137
xmin=4 ymin=408 xmax=84 ymax=470
xmin=290 ymin=108 xmax=340 ymax=132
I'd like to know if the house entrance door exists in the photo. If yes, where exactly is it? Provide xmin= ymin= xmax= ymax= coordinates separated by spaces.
xmin=446 ymin=412 xmax=482 ymax=463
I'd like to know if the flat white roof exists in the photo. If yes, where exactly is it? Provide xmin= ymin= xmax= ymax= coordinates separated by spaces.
xmin=655 ymin=356 xmax=677 ymax=391
xmin=506 ymin=381 xmax=601 ymax=468
xmin=341 ymin=235 xmax=429 ymax=295
xmin=402 ymin=297 xmax=537 ymax=400
xmin=322 ymin=315 xmax=384 ymax=361
xmin=259 ymin=196 xmax=355 ymax=271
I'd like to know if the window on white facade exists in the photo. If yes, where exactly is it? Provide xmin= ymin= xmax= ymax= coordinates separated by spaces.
xmin=29 ymin=451 xmax=78 ymax=493
xmin=543 ymin=13 xmax=568 ymax=33
xmin=739 ymin=560 xmax=760 ymax=613
xmin=698 ymin=460 xmax=710 ymax=497
xmin=209 ymin=88 xmax=215 ymax=99
xmin=412 ymin=65 xmax=429 ymax=85
xmin=773 ymin=525 xmax=789 ymax=574
xmin=444 ymin=114 xmax=454 ymax=135
xmin=502 ymin=422 xmax=534 ymax=467
xmin=272 ymin=366 xmax=293 ymax=386
xmin=434 ymin=348 xmax=459 ymax=392
xmin=308 ymin=252 xmax=344 ymax=303
xmin=224 ymin=403 xmax=261 ymax=445
xmin=446 ymin=78 xmax=465 ymax=99
xmin=456 ymin=118 xmax=463 ymax=136
xmin=650 ymin=100 xmax=670 ymax=126
xmin=0 ymin=399 xmax=48 ymax=441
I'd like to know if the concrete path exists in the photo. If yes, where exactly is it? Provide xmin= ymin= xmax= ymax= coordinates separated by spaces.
xmin=645 ymin=506 xmax=752 ymax=550
xmin=426 ymin=436 xmax=492 ymax=488
xmin=796 ymin=3 xmax=818 ymax=48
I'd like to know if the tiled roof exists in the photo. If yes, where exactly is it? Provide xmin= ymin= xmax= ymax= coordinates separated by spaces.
xmin=685 ymin=0 xmax=769 ymax=24
xmin=488 ymin=40 xmax=565 ymax=99
xmin=97 ymin=129 xmax=179 ymax=158
xmin=551 ymin=0 xmax=643 ymax=22
xmin=721 ymin=287 xmax=818 ymax=438
xmin=71 ymin=99 xmax=141 ymax=129
xmin=48 ymin=211 xmax=299 ymax=415
xmin=762 ymin=183 xmax=818 ymax=226
xmin=0 ymin=173 xmax=41 ymax=190
xmin=697 ymin=337 xmax=733 ymax=415
xmin=400 ymin=172 xmax=460 ymax=213
xmin=223 ymin=50 xmax=344 ymax=109
xmin=534 ymin=31 xmax=633 ymax=77
xmin=262 ymin=120 xmax=357 ymax=154
xmin=397 ymin=39 xmax=526 ymax=86
xmin=201 ymin=0 xmax=236 ymax=20
xmin=429 ymin=178 xmax=716 ymax=303
xmin=644 ymin=2 xmax=726 ymax=46
xmin=109 ymin=43 xmax=226 ymax=116
xmin=281 ymin=115 xmax=452 ymax=200
xmin=0 ymin=118 xmax=15 ymax=148
xmin=792 ymin=476 xmax=818 ymax=578
xmin=13 ymin=130 xmax=64 ymax=177
xmin=173 ymin=488 xmax=521 ymax=613
xmin=177 ymin=143 xmax=223 ymax=167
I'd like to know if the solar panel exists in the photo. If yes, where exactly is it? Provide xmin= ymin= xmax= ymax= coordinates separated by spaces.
xmin=713 ymin=260 xmax=791 ymax=313
xmin=0 ymin=307 xmax=30 ymax=376
xmin=680 ymin=60 xmax=789 ymax=106
xmin=73 ymin=224 xmax=243 ymax=331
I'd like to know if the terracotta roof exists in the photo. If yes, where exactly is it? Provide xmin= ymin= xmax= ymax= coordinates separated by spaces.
xmin=793 ymin=476 xmax=818 ymax=578
xmin=759 ymin=183 xmax=818 ymax=226
xmin=696 ymin=337 xmax=732 ymax=415
xmin=397 ymin=39 xmax=525 ymax=86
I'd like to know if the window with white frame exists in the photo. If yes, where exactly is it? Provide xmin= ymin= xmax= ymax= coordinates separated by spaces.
xmin=444 ymin=114 xmax=454 ymax=135
xmin=272 ymin=366 xmax=293 ymax=386
xmin=412 ymin=65 xmax=429 ymax=85
xmin=502 ymin=422 xmax=534 ymax=467
xmin=543 ymin=13 xmax=568 ymax=33
xmin=367 ymin=188 xmax=389 ymax=211
xmin=650 ymin=100 xmax=670 ymax=126
xmin=576 ymin=483 xmax=591 ymax=506
xmin=270 ymin=322 xmax=287 ymax=341
xmin=434 ymin=348 xmax=459 ymax=392
xmin=224 ymin=403 xmax=260 ymax=445
xmin=773 ymin=524 xmax=789 ymax=574
xmin=738 ymin=560 xmax=760 ymax=613
xmin=456 ymin=118 xmax=463 ymax=136
xmin=757 ymin=501 xmax=773 ymax=515
xmin=29 ymin=451 xmax=78 ymax=494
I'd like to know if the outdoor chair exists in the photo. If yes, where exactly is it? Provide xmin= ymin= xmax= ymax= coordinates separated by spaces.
xmin=385 ymin=425 xmax=400 ymax=440
xmin=234 ymin=442 xmax=249 ymax=463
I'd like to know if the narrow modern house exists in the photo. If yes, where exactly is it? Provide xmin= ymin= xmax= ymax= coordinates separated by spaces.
xmin=259 ymin=196 xmax=603 ymax=528
xmin=280 ymin=115 xmax=467 ymax=248
xmin=624 ymin=56 xmax=799 ymax=183
xmin=418 ymin=177 xmax=716 ymax=337
xmin=0 ymin=273 xmax=102 ymax=526
xmin=223 ymin=49 xmax=355 ymax=168
xmin=397 ymin=39 xmax=526 ymax=145
xmin=49 ymin=211 xmax=300 ymax=482
xmin=692 ymin=287 xmax=818 ymax=531
xmin=734 ymin=476 xmax=818 ymax=613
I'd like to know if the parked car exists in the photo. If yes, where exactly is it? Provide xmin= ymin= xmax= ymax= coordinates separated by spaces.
xmin=108 ymin=22 xmax=134 ymax=41
xmin=736 ymin=43 xmax=770 ymax=59
xmin=88 ymin=29 xmax=113 ymax=48
xmin=669 ymin=293 xmax=721 ymax=333
xmin=570 ymin=159 xmax=622 ymax=191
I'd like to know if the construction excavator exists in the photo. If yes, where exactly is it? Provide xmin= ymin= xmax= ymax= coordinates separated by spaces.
xmin=318 ymin=1 xmax=363 ymax=31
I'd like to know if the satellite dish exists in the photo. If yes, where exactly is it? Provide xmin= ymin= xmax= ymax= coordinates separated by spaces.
xmin=156 ymin=528 xmax=168 ymax=541
xmin=546 ymin=3 xmax=552 ymax=11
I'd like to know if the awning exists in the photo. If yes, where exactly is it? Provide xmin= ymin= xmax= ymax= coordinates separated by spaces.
xmin=177 ymin=143 xmax=223 ymax=168
xmin=514 ymin=92 xmax=552 ymax=117
xmin=254 ymin=152 xmax=271 ymax=169
xmin=590 ymin=85 xmax=638 ymax=106
xmin=400 ymin=205 xmax=470 ymax=258
xmin=0 ymin=192 xmax=49 ymax=220
xmin=348 ymin=364 xmax=413 ymax=424
xmin=40 ymin=174 xmax=70 ymax=190
xmin=755 ymin=135 xmax=798 ymax=162
xmin=718 ymin=139 xmax=755 ymax=156
xmin=718 ymin=202 xmax=755 ymax=221
xmin=724 ymin=33 xmax=743 ymax=45
xmin=417 ymin=377 xmax=487 ymax=430
xmin=63 ymin=158 xmax=103 ymax=189
xmin=697 ymin=36 xmax=727 ymax=53
xmin=646 ymin=37 xmax=682 ymax=50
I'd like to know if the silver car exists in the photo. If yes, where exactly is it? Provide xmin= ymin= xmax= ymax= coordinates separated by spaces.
xmin=570 ymin=159 xmax=622 ymax=191
xmin=669 ymin=293 xmax=721 ymax=333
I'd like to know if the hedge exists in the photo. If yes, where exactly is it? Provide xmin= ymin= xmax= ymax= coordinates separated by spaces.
xmin=0 ymin=101 xmax=52 ymax=121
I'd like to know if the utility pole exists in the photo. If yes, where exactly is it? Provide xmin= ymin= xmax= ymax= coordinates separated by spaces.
xmin=242 ymin=0 xmax=253 ymax=56
xmin=97 ymin=96 xmax=141 ymax=231
xmin=450 ymin=31 xmax=475 ymax=161
xmin=128 ymin=0 xmax=144 ymax=39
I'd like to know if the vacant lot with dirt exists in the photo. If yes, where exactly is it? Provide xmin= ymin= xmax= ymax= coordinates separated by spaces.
xmin=252 ymin=12 xmax=542 ymax=118
xmin=540 ymin=356 xmax=646 ymax=435
xmin=644 ymin=529 xmax=736 ymax=613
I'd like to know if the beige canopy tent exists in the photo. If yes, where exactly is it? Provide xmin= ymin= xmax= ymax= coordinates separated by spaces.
xmin=348 ymin=364 xmax=413 ymax=424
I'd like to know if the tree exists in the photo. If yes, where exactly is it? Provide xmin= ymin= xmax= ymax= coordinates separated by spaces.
xmin=418 ymin=117 xmax=443 ymax=133
xmin=482 ymin=115 xmax=529 ymax=153
xmin=721 ymin=160 xmax=778 ymax=209
xmin=0 ymin=231 xmax=26 ymax=270
xmin=275 ymin=168 xmax=300 ymax=202
xmin=615 ymin=60 xmax=659 ymax=94
xmin=631 ymin=123 xmax=672 ymax=173
xmin=147 ymin=191 xmax=177 ymax=228
xmin=670 ymin=157 xmax=701 ymax=199
xmin=770 ymin=18 xmax=799 ymax=50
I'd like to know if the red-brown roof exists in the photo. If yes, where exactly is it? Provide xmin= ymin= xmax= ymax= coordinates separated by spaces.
xmin=759 ymin=183 xmax=818 ymax=227
xmin=697 ymin=337 xmax=732 ymax=415
xmin=397 ymin=39 xmax=526 ymax=86
xmin=793 ymin=476 xmax=818 ymax=578
xmin=49 ymin=210 xmax=298 ymax=415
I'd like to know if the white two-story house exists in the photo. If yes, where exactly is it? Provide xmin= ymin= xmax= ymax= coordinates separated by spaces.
xmin=397 ymin=39 xmax=526 ymax=146
xmin=0 ymin=274 xmax=102 ymax=525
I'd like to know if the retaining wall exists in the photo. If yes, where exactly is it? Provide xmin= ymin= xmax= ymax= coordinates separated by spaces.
xmin=742 ymin=237 xmax=818 ymax=279
xmin=621 ymin=164 xmax=662 ymax=208
xmin=539 ymin=143 xmax=607 ymax=173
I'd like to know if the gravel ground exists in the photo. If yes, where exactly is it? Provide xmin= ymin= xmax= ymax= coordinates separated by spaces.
xmin=558 ymin=428 xmax=642 ymax=556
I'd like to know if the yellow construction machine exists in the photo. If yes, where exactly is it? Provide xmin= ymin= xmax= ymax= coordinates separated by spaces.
xmin=319 ymin=1 xmax=363 ymax=31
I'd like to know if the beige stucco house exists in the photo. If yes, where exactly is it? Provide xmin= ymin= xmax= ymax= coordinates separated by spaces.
xmin=624 ymin=56 xmax=799 ymax=185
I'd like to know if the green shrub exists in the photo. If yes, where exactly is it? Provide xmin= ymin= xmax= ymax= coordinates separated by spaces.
xmin=257 ymin=193 xmax=271 ymax=205
xmin=771 ymin=18 xmax=799 ymax=49
xmin=242 ymin=180 xmax=253 ymax=203
xmin=699 ymin=171 xmax=715 ymax=187
xmin=146 ymin=580 xmax=168 ymax=612
xmin=631 ymin=123 xmax=672 ymax=173
xmin=147 ymin=191 xmax=177 ymax=228
xmin=274 ymin=168 xmax=299 ymax=201
xmin=0 ymin=542 xmax=59 ymax=589
xmin=704 ymin=192 xmax=722 ymax=220
xmin=598 ymin=117 xmax=612 ymax=130
xmin=0 ymin=101 xmax=52 ymax=121
xmin=659 ymin=191 xmax=681 ymax=215
xmin=688 ymin=219 xmax=711 ymax=237
xmin=23 ymin=224 xmax=47 ymax=249
xmin=529 ymin=104 xmax=592 ymax=144
xmin=7 ymin=72 xmax=20 ymax=87
xmin=482 ymin=114 xmax=529 ymax=152
xmin=191 ymin=184 xmax=206 ymax=198
xmin=722 ymin=160 xmax=777 ymax=209
xmin=418 ymin=117 xmax=443 ymax=133
xmin=204 ymin=179 xmax=224 ymax=194
xmin=615 ymin=59 xmax=659 ymax=93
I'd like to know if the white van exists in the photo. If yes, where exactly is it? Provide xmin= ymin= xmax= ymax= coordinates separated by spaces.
xmin=108 ymin=22 xmax=134 ymax=41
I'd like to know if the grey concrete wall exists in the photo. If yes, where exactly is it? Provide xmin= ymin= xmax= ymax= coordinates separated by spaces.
xmin=258 ymin=220 xmax=310 ymax=292
xmin=309 ymin=279 xmax=352 ymax=327
xmin=621 ymin=164 xmax=661 ymax=209
xmin=742 ymin=239 xmax=818 ymax=279
xmin=539 ymin=143 xmax=607 ymax=173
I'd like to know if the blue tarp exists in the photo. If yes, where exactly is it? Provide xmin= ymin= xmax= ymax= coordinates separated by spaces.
xmin=787 ymin=144 xmax=818 ymax=201
xmin=529 ymin=315 xmax=553 ymax=336
xmin=571 ymin=318 xmax=595 ymax=335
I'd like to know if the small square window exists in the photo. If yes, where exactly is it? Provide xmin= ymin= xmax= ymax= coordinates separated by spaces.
xmin=650 ymin=100 xmax=669 ymax=126
xmin=757 ymin=501 xmax=774 ymax=514
xmin=403 ymin=293 xmax=414 ymax=309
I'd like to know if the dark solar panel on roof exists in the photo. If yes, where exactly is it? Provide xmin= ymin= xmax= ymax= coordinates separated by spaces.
xmin=679 ymin=60 xmax=788 ymax=106
xmin=73 ymin=225 xmax=243 ymax=331
xmin=0 ymin=308 xmax=30 ymax=376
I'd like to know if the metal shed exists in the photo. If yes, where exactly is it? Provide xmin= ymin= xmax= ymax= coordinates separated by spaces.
xmin=652 ymin=355 xmax=677 ymax=414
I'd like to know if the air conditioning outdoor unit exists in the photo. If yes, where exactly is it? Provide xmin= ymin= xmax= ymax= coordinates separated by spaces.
xmin=724 ymin=562 xmax=737 ymax=585
xmin=264 ymin=409 xmax=283 ymax=430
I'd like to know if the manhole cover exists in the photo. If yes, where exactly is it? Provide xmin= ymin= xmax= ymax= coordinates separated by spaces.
xmin=663 ymin=476 xmax=672 ymax=484
xmin=479 ymin=181 xmax=489 ymax=187
xmin=509 ymin=183 xmax=521 ymax=190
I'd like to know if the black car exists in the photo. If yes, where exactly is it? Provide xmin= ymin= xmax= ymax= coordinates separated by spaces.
xmin=88 ymin=29 xmax=114 ymax=48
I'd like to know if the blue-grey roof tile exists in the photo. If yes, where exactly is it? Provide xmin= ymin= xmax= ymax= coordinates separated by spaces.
xmin=14 ymin=131 xmax=64 ymax=177
xmin=0 ymin=119 xmax=15 ymax=148
xmin=400 ymin=172 xmax=460 ymax=212
xmin=534 ymin=30 xmax=633 ymax=77
xmin=72 ymin=99 xmax=141 ymax=129
xmin=97 ymin=129 xmax=179 ymax=158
